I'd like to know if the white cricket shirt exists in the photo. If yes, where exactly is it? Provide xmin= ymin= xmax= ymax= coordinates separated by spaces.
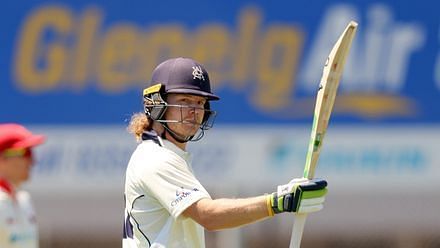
xmin=123 ymin=132 xmax=211 ymax=248
xmin=0 ymin=180 xmax=38 ymax=248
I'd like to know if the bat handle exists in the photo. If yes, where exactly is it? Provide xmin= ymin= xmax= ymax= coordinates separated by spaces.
xmin=289 ymin=213 xmax=308 ymax=248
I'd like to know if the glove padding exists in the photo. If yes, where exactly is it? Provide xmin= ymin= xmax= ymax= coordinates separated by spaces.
xmin=270 ymin=178 xmax=327 ymax=214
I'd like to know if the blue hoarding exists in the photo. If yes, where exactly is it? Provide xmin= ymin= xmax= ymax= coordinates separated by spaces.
xmin=1 ymin=0 xmax=439 ymax=124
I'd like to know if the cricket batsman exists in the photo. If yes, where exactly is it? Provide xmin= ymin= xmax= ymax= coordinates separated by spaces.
xmin=123 ymin=57 xmax=328 ymax=247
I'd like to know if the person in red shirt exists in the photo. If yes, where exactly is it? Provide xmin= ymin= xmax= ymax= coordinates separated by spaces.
xmin=0 ymin=123 xmax=45 ymax=248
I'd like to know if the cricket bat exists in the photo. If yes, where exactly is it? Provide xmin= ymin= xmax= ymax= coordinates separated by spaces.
xmin=289 ymin=21 xmax=358 ymax=248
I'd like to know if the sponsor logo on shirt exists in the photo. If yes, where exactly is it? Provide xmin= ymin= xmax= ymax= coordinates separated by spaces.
xmin=171 ymin=187 xmax=199 ymax=207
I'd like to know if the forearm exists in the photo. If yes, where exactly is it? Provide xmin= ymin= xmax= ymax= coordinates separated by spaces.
xmin=184 ymin=195 xmax=272 ymax=231
xmin=184 ymin=179 xmax=328 ymax=231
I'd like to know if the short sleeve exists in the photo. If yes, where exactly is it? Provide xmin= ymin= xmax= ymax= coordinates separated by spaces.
xmin=140 ymin=155 xmax=211 ymax=219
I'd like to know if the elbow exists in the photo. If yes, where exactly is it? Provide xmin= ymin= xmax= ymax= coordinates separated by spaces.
xmin=197 ymin=216 xmax=218 ymax=231
xmin=183 ymin=198 xmax=226 ymax=231
xmin=184 ymin=199 xmax=221 ymax=231
xmin=203 ymin=222 xmax=219 ymax=232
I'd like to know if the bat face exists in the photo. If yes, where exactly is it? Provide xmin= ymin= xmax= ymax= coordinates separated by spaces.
xmin=290 ymin=21 xmax=358 ymax=248
xmin=303 ymin=21 xmax=358 ymax=179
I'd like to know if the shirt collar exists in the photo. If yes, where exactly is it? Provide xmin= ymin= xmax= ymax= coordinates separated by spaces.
xmin=141 ymin=130 xmax=192 ymax=163
xmin=0 ymin=178 xmax=15 ymax=197
xmin=162 ymin=139 xmax=192 ymax=162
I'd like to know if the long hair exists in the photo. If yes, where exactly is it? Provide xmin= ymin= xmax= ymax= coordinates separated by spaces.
xmin=127 ymin=112 xmax=152 ymax=141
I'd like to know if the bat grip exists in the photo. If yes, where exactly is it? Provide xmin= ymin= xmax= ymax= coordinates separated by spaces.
xmin=289 ymin=213 xmax=308 ymax=248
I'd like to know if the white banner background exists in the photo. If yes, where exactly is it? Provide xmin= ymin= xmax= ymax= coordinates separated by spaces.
xmin=25 ymin=125 xmax=440 ymax=241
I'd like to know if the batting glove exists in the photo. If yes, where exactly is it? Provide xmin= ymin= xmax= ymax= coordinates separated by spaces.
xmin=268 ymin=178 xmax=328 ymax=215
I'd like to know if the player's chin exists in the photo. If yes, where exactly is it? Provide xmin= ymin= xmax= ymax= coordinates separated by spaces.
xmin=183 ymin=122 xmax=200 ymax=130
xmin=19 ymin=173 xmax=31 ymax=183
xmin=186 ymin=128 xmax=200 ymax=136
xmin=184 ymin=129 xmax=198 ymax=137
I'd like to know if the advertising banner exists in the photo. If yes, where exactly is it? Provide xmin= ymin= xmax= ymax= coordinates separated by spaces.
xmin=2 ymin=0 xmax=439 ymax=124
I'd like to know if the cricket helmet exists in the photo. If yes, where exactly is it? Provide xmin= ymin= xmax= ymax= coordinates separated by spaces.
xmin=145 ymin=57 xmax=219 ymax=100
xmin=143 ymin=57 xmax=219 ymax=121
